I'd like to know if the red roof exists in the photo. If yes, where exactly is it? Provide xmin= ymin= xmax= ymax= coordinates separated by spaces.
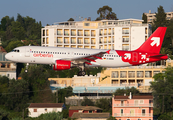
xmin=114 ymin=95 xmax=153 ymax=99
xmin=28 ymin=103 xmax=64 ymax=108
xmin=0 ymin=46 xmax=6 ymax=52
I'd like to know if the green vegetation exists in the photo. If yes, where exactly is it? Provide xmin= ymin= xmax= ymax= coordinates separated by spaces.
xmin=150 ymin=67 xmax=173 ymax=118
xmin=95 ymin=98 xmax=112 ymax=114
xmin=81 ymin=96 xmax=95 ymax=106
xmin=113 ymin=87 xmax=140 ymax=96
xmin=0 ymin=14 xmax=42 ymax=52
xmin=96 ymin=5 xmax=117 ymax=21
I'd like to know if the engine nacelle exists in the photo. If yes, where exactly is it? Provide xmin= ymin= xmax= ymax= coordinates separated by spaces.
xmin=53 ymin=60 xmax=71 ymax=70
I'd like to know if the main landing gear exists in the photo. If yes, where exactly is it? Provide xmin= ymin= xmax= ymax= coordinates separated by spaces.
xmin=78 ymin=70 xmax=86 ymax=76
xmin=77 ymin=63 xmax=86 ymax=76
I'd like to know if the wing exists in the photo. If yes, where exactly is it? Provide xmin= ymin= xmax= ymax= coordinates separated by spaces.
xmin=64 ymin=50 xmax=111 ymax=65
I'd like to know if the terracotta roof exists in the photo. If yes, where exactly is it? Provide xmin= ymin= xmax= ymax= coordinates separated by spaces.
xmin=114 ymin=96 xmax=129 ymax=99
xmin=71 ymin=112 xmax=110 ymax=119
xmin=28 ymin=103 xmax=64 ymax=108
xmin=0 ymin=46 xmax=6 ymax=52
xmin=69 ymin=106 xmax=102 ymax=110
xmin=132 ymin=96 xmax=153 ymax=99
xmin=114 ymin=95 xmax=153 ymax=99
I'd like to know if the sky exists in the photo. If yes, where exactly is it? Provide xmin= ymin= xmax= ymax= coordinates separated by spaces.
xmin=0 ymin=0 xmax=173 ymax=26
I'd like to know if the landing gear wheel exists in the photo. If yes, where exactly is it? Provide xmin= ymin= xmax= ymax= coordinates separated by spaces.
xmin=81 ymin=71 xmax=86 ymax=76
xmin=78 ymin=71 xmax=86 ymax=76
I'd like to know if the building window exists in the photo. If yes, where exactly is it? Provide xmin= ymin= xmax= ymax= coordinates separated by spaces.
xmin=145 ymin=71 xmax=152 ymax=78
xmin=142 ymin=109 xmax=145 ymax=116
xmin=34 ymin=109 xmax=37 ymax=112
xmin=43 ymin=30 xmax=45 ymax=36
xmin=122 ymin=37 xmax=129 ymax=42
xmin=120 ymin=71 xmax=127 ymax=78
xmin=84 ymin=23 xmax=90 ymax=26
xmin=112 ymin=80 xmax=118 ymax=84
xmin=128 ymin=71 xmax=135 ymax=78
xmin=121 ymin=109 xmax=123 ymax=116
xmin=45 ymin=108 xmax=47 ymax=112
xmin=137 ymin=71 xmax=144 ymax=78
xmin=43 ymin=38 xmax=45 ymax=44
xmin=122 ymin=29 xmax=129 ymax=34
xmin=140 ymin=100 xmax=144 ymax=104
xmin=153 ymin=71 xmax=160 ymax=76
xmin=112 ymin=71 xmax=118 ymax=78
xmin=1 ymin=63 xmax=5 ymax=68
xmin=89 ymin=110 xmax=92 ymax=113
xmin=122 ymin=44 xmax=129 ymax=51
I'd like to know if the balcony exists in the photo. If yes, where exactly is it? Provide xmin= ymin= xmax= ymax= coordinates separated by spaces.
xmin=114 ymin=103 xmax=153 ymax=107
xmin=57 ymin=33 xmax=62 ymax=35
xmin=78 ymin=42 xmax=83 ymax=44
xmin=71 ymin=33 xmax=76 ymax=36
xmin=122 ymin=32 xmax=129 ymax=34
xmin=114 ymin=113 xmax=153 ymax=117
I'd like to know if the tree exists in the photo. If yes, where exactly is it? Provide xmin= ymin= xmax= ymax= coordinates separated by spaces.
xmin=113 ymin=87 xmax=140 ymax=96
xmin=20 ymin=65 xmax=54 ymax=103
xmin=97 ymin=5 xmax=117 ymax=20
xmin=57 ymin=86 xmax=73 ymax=103
xmin=11 ymin=21 xmax=25 ymax=40
xmin=107 ymin=116 xmax=117 ymax=120
xmin=95 ymin=98 xmax=112 ymax=114
xmin=35 ymin=112 xmax=63 ymax=120
xmin=68 ymin=18 xmax=74 ymax=21
xmin=159 ymin=47 xmax=172 ymax=65
xmin=152 ymin=6 xmax=167 ymax=31
xmin=5 ymin=40 xmax=24 ymax=52
xmin=3 ymin=80 xmax=29 ymax=112
xmin=142 ymin=13 xmax=147 ymax=23
xmin=81 ymin=96 xmax=94 ymax=106
xmin=150 ymin=67 xmax=173 ymax=116
xmin=164 ymin=19 xmax=173 ymax=51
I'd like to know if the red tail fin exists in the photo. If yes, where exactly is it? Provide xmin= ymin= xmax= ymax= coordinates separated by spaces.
xmin=135 ymin=27 xmax=167 ymax=54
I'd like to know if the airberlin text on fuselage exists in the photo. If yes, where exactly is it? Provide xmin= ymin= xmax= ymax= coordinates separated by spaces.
xmin=33 ymin=53 xmax=53 ymax=57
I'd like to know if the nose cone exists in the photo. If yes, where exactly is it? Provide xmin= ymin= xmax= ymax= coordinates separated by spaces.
xmin=5 ymin=53 xmax=11 ymax=61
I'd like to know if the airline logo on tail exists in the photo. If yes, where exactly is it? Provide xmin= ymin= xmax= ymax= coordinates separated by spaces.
xmin=150 ymin=37 xmax=160 ymax=47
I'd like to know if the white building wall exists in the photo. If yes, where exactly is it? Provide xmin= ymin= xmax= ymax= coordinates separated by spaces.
xmin=0 ymin=71 xmax=16 ymax=80
xmin=131 ymin=27 xmax=146 ymax=50
xmin=114 ymin=27 xmax=122 ymax=50
xmin=7 ymin=72 xmax=16 ymax=79
xmin=49 ymin=28 xmax=55 ymax=47
xmin=29 ymin=107 xmax=62 ymax=118
xmin=41 ymin=19 xmax=149 ymax=51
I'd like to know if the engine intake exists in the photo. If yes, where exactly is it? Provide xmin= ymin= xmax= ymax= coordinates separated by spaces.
xmin=53 ymin=60 xmax=71 ymax=70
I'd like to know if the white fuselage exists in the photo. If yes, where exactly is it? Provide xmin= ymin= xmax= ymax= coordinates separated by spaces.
xmin=5 ymin=46 xmax=131 ymax=68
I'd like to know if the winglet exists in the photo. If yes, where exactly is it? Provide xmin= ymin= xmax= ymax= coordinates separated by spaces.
xmin=106 ymin=50 xmax=111 ymax=54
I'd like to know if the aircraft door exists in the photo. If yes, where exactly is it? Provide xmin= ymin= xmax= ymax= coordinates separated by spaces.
xmin=132 ymin=52 xmax=138 ymax=62
xmin=25 ymin=48 xmax=30 ymax=57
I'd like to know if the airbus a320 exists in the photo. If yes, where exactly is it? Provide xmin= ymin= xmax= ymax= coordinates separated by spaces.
xmin=5 ymin=27 xmax=168 ymax=76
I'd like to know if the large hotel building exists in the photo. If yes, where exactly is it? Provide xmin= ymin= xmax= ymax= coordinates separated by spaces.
xmin=41 ymin=18 xmax=151 ymax=51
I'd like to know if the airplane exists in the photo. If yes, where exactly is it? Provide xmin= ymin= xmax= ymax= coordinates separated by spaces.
xmin=5 ymin=27 xmax=168 ymax=76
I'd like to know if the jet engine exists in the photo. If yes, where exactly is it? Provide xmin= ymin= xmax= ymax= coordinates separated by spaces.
xmin=53 ymin=60 xmax=72 ymax=70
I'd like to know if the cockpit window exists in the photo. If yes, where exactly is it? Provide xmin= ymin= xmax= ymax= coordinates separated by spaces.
xmin=12 ymin=49 xmax=20 ymax=52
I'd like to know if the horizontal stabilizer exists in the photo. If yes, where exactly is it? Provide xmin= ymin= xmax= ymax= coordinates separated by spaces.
xmin=149 ymin=54 xmax=167 ymax=58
